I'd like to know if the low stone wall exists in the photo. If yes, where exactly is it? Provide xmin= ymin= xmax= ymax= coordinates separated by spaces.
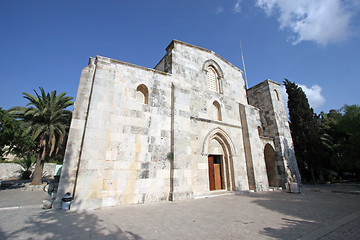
xmin=0 ymin=163 xmax=58 ymax=180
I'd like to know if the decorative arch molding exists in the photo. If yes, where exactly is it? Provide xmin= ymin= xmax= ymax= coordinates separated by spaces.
xmin=202 ymin=59 xmax=224 ymax=78
xmin=202 ymin=59 xmax=224 ymax=94
xmin=202 ymin=127 xmax=236 ymax=191
xmin=202 ymin=127 xmax=236 ymax=156
xmin=261 ymin=139 xmax=275 ymax=151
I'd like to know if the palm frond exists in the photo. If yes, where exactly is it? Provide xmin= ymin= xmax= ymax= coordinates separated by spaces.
xmin=15 ymin=87 xmax=73 ymax=167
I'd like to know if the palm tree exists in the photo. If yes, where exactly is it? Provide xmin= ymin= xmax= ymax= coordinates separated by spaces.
xmin=10 ymin=87 xmax=73 ymax=185
xmin=15 ymin=155 xmax=36 ymax=179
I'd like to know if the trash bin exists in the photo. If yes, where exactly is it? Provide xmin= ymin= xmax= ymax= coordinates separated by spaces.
xmin=61 ymin=192 xmax=72 ymax=210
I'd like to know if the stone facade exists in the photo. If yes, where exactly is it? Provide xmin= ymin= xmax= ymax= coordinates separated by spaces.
xmin=55 ymin=40 xmax=300 ymax=210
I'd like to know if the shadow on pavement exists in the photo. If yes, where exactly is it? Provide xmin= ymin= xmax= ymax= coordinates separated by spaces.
xmin=4 ymin=209 xmax=143 ymax=240
xmin=0 ymin=179 xmax=30 ymax=190
xmin=261 ymin=218 xmax=315 ymax=240
xmin=0 ymin=228 xmax=7 ymax=240
xmin=0 ymin=178 xmax=54 ymax=190
xmin=244 ymin=188 xmax=360 ymax=240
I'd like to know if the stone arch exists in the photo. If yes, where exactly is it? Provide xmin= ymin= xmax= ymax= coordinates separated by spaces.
xmin=203 ymin=59 xmax=224 ymax=93
xmin=202 ymin=128 xmax=236 ymax=191
xmin=136 ymin=84 xmax=148 ymax=104
xmin=202 ymin=128 xmax=236 ymax=156
xmin=264 ymin=143 xmax=279 ymax=187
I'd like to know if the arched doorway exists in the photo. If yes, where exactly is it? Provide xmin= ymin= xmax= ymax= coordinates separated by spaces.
xmin=202 ymin=128 xmax=236 ymax=191
xmin=264 ymin=144 xmax=278 ymax=187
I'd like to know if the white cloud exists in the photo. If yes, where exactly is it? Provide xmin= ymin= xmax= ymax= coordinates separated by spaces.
xmin=281 ymin=84 xmax=326 ymax=110
xmin=256 ymin=0 xmax=359 ymax=45
xmin=299 ymin=84 xmax=326 ymax=109
xmin=234 ymin=0 xmax=242 ymax=13
xmin=216 ymin=6 xmax=224 ymax=14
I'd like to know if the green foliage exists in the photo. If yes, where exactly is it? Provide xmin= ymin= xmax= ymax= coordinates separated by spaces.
xmin=167 ymin=152 xmax=174 ymax=160
xmin=319 ymin=105 xmax=360 ymax=180
xmin=9 ymin=88 xmax=73 ymax=159
xmin=283 ymin=79 xmax=322 ymax=183
xmin=318 ymin=110 xmax=342 ymax=171
xmin=281 ymin=79 xmax=359 ymax=182
xmin=15 ymin=155 xmax=36 ymax=172
xmin=13 ymin=155 xmax=36 ymax=179
xmin=0 ymin=107 xmax=35 ymax=158
xmin=338 ymin=105 xmax=360 ymax=169
xmin=9 ymin=87 xmax=73 ymax=184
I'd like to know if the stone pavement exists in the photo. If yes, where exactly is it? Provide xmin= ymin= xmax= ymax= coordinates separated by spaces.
xmin=0 ymin=184 xmax=359 ymax=239
xmin=303 ymin=183 xmax=360 ymax=195
xmin=0 ymin=188 xmax=49 ymax=210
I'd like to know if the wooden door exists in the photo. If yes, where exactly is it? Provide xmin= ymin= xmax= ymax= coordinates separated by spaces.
xmin=214 ymin=163 xmax=222 ymax=190
xmin=208 ymin=156 xmax=215 ymax=190
xmin=209 ymin=155 xmax=224 ymax=191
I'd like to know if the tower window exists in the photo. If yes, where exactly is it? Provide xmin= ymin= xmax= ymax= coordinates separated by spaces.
xmin=136 ymin=84 xmax=148 ymax=104
xmin=274 ymin=89 xmax=280 ymax=101
xmin=207 ymin=66 xmax=219 ymax=93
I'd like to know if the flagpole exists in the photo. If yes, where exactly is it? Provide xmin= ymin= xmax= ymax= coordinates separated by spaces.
xmin=239 ymin=40 xmax=249 ymax=89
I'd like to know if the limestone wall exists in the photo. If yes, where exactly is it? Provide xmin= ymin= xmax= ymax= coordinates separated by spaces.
xmin=169 ymin=41 xmax=251 ymax=198
xmin=247 ymin=80 xmax=301 ymax=185
xmin=170 ymin=41 xmax=248 ymax=108
xmin=0 ymin=163 xmax=57 ymax=180
xmin=239 ymin=103 xmax=270 ymax=191
xmin=57 ymin=40 xmax=300 ymax=210
xmin=61 ymin=56 xmax=173 ymax=210
xmin=55 ymin=57 xmax=97 ymax=209
xmin=170 ymin=84 xmax=250 ymax=199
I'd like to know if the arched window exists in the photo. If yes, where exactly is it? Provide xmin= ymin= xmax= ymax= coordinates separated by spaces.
xmin=257 ymin=126 xmax=262 ymax=136
xmin=136 ymin=84 xmax=148 ymax=104
xmin=207 ymin=66 xmax=219 ymax=93
xmin=203 ymin=59 xmax=224 ymax=94
xmin=274 ymin=89 xmax=280 ymax=101
xmin=212 ymin=101 xmax=222 ymax=121
xmin=257 ymin=91 xmax=262 ymax=103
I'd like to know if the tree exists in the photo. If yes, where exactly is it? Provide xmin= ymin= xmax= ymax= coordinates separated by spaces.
xmin=0 ymin=107 xmax=34 ymax=159
xmin=9 ymin=88 xmax=73 ymax=185
xmin=318 ymin=105 xmax=360 ymax=181
xmin=318 ymin=110 xmax=341 ymax=166
xmin=336 ymin=105 xmax=360 ymax=177
xmin=283 ymin=79 xmax=322 ymax=183
xmin=14 ymin=155 xmax=36 ymax=179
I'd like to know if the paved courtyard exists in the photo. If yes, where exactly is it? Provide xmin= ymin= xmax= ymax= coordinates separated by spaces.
xmin=0 ymin=184 xmax=359 ymax=239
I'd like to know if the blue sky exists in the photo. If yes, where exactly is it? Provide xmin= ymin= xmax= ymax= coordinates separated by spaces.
xmin=1 ymin=0 xmax=359 ymax=113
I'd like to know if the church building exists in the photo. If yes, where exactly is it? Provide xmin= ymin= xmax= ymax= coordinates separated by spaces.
xmin=55 ymin=40 xmax=300 ymax=210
